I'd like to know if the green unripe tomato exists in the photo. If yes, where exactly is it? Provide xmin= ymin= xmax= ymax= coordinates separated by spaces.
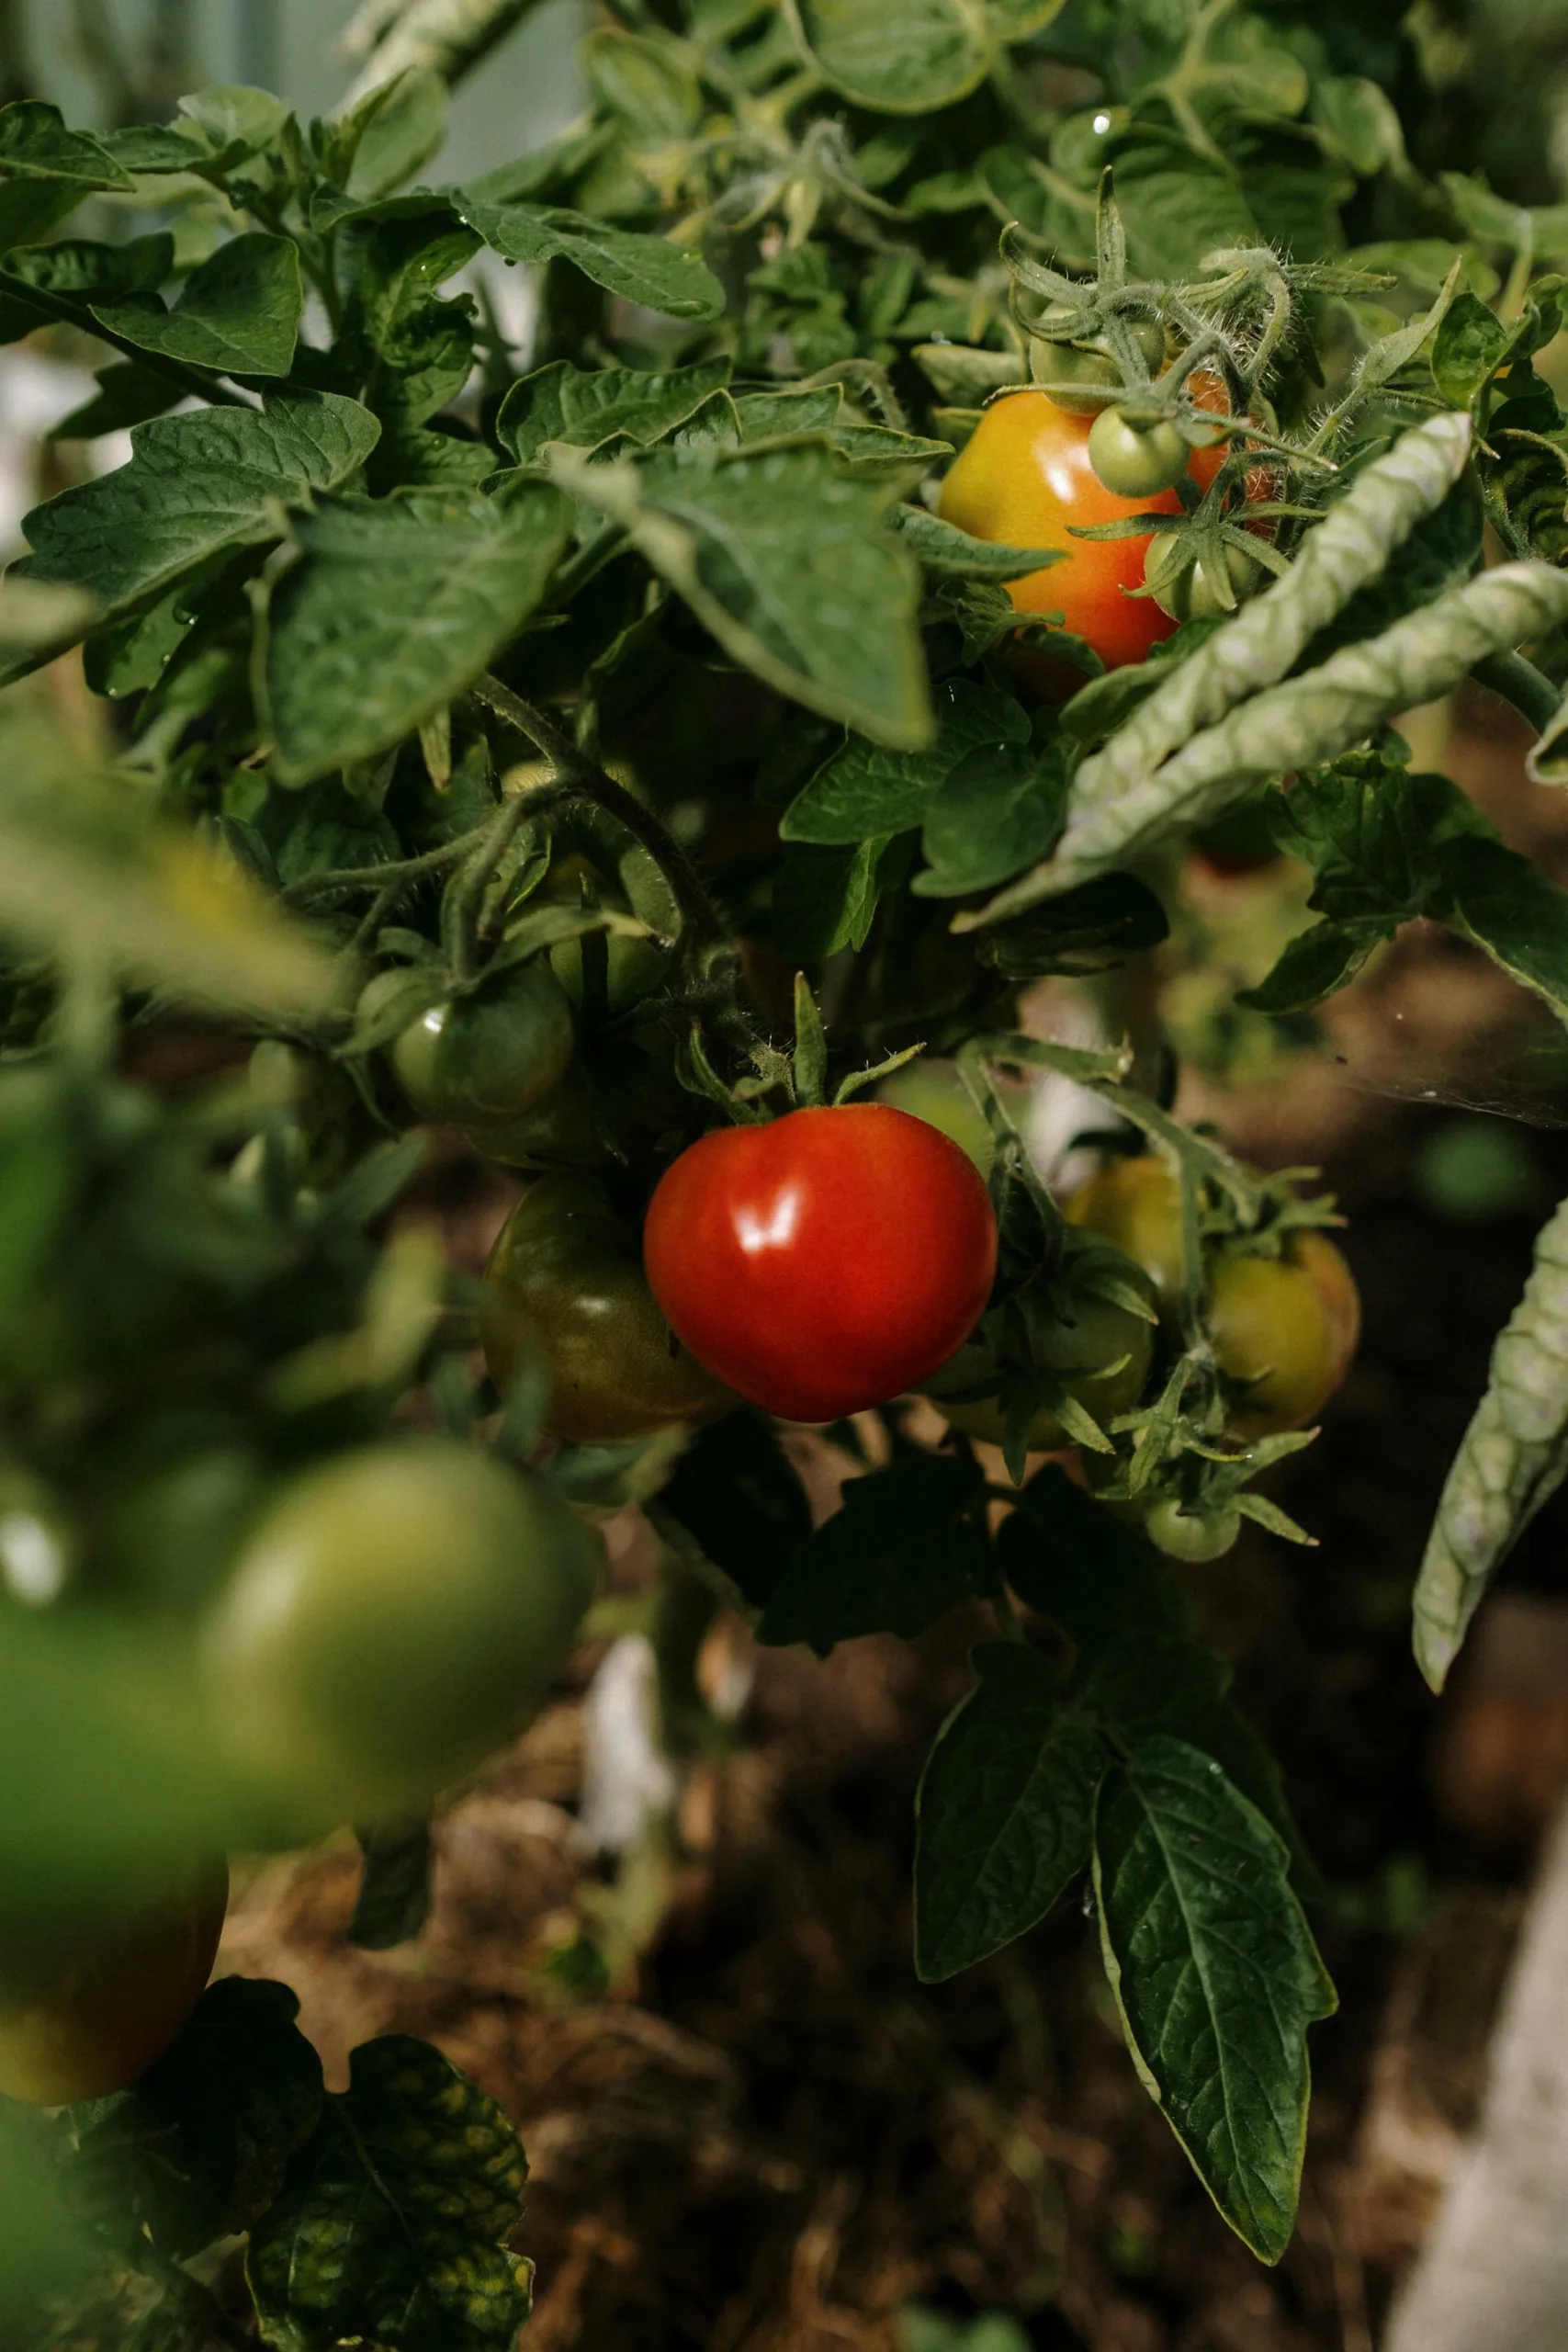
xmin=482 ymin=1174 xmax=734 ymax=1443
xmin=198 ymin=1439 xmax=601 ymax=1834
xmin=876 ymin=1059 xmax=994 ymax=1174
xmin=1030 ymin=311 xmax=1167 ymax=413
xmin=1088 ymin=408 xmax=1189 ymax=499
xmin=465 ymin=1058 xmax=609 ymax=1171
xmin=1145 ymin=531 xmax=1260 ymax=621
xmin=1144 ymin=1498 xmax=1242 ymax=1562
xmin=0 ymin=1855 xmax=228 ymax=2104
xmin=391 ymin=962 xmax=575 ymax=1129
xmin=547 ymin=928 xmax=668 ymax=1022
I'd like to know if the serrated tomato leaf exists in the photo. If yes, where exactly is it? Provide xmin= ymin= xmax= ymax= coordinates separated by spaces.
xmin=454 ymin=191 xmax=725 ymax=321
xmin=93 ymin=231 xmax=303 ymax=379
xmin=1092 ymin=1737 xmax=1337 ymax=2263
xmin=264 ymin=484 xmax=570 ymax=783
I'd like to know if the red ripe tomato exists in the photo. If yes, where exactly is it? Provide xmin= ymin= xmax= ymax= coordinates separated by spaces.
xmin=938 ymin=392 xmax=1182 ymax=671
xmin=642 ymin=1103 xmax=998 ymax=1422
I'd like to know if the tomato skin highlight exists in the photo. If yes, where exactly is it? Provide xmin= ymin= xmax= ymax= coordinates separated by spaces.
xmin=642 ymin=1103 xmax=998 ymax=1423
xmin=0 ymin=1856 xmax=227 ymax=2104
xmin=937 ymin=392 xmax=1184 ymax=671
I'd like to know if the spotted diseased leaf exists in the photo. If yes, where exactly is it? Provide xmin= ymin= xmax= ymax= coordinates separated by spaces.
xmin=264 ymin=484 xmax=571 ymax=783
xmin=914 ymin=1643 xmax=1103 ymax=1981
xmin=1416 ymin=1191 xmax=1568 ymax=1691
xmin=454 ymin=191 xmax=725 ymax=321
xmin=1092 ymin=1738 xmax=1337 ymax=2264
xmin=783 ymin=677 xmax=1029 ymax=844
xmin=497 ymin=356 xmax=733 ymax=467
xmin=72 ymin=1979 xmax=324 ymax=2261
xmin=7 ymin=390 xmax=380 ymax=665
xmin=93 ymin=232 xmax=304 ymax=380
xmin=760 ymin=1452 xmax=991 ymax=1652
xmin=247 ymin=2035 xmax=532 ymax=2352
xmin=560 ymin=441 xmax=931 ymax=749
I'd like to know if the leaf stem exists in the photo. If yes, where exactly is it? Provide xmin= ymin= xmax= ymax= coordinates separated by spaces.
xmin=1472 ymin=649 xmax=1562 ymax=738
xmin=469 ymin=671 xmax=731 ymax=952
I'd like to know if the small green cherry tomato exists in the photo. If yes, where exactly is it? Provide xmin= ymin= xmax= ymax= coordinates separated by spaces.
xmin=391 ymin=962 xmax=575 ymax=1129
xmin=548 ymin=929 xmax=669 ymax=1021
xmin=1144 ymin=1498 xmax=1242 ymax=1562
xmin=1087 ymin=407 xmax=1190 ymax=499
xmin=482 ymin=1175 xmax=734 ymax=1443
xmin=0 ymin=1856 xmax=228 ymax=2104
xmin=1031 ymin=314 xmax=1167 ymax=413
xmin=198 ymin=1440 xmax=601 ymax=1834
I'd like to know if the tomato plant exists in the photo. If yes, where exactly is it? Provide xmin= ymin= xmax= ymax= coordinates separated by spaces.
xmin=0 ymin=0 xmax=1566 ymax=2329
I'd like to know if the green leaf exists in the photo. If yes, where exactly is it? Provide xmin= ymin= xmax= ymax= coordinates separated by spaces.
xmin=1416 ymin=1189 xmax=1568 ymax=1690
xmin=760 ymin=1453 xmax=990 ymax=1652
xmin=1310 ymin=74 xmax=1405 ymax=176
xmin=1238 ymin=917 xmax=1380 ymax=1013
xmin=915 ymin=741 xmax=1066 ymax=896
xmin=0 ymin=692 xmax=338 ymax=1016
xmin=1072 ymin=1633 xmax=1316 ymax=1891
xmin=92 ymin=230 xmax=303 ymax=380
xmin=1431 ymin=289 xmax=1511 ymax=408
xmin=770 ymin=835 xmax=907 ymax=958
xmin=176 ymin=84 xmax=290 ymax=165
xmin=9 ymin=389 xmax=380 ymax=651
xmin=343 ymin=71 xmax=449 ymax=201
xmin=1092 ymin=1737 xmax=1337 ymax=2263
xmin=497 ymin=356 xmax=732 ymax=467
xmin=891 ymin=503 xmax=1058 ymax=580
xmin=247 ymin=2035 xmax=532 ymax=2352
xmin=48 ymin=359 xmax=182 ymax=441
xmin=582 ymin=27 xmax=702 ymax=135
xmin=454 ymin=191 xmax=726 ymax=321
xmin=0 ymin=99 xmax=132 ymax=189
xmin=342 ymin=209 xmax=481 ymax=427
xmin=783 ymin=677 xmax=1029 ymax=844
xmin=982 ymin=872 xmax=1169 ymax=978
xmin=264 ymin=484 xmax=571 ymax=784
xmin=656 ymin=1408 xmax=811 ymax=1612
xmin=72 ymin=1979 xmax=324 ymax=2260
xmin=4 ymin=231 xmax=174 ymax=299
xmin=914 ymin=1642 xmax=1103 ymax=1981
xmin=350 ymin=1821 xmax=434 ymax=1951
xmin=998 ymin=1464 xmax=1192 ymax=1645
xmin=786 ymin=0 xmax=992 ymax=111
xmin=562 ymin=440 xmax=931 ymax=748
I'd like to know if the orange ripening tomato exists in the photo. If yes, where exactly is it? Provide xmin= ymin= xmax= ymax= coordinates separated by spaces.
xmin=642 ymin=1103 xmax=998 ymax=1423
xmin=939 ymin=393 xmax=1196 ymax=671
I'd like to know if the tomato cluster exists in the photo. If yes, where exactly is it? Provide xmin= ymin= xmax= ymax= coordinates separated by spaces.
xmin=1066 ymin=1156 xmax=1360 ymax=1438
